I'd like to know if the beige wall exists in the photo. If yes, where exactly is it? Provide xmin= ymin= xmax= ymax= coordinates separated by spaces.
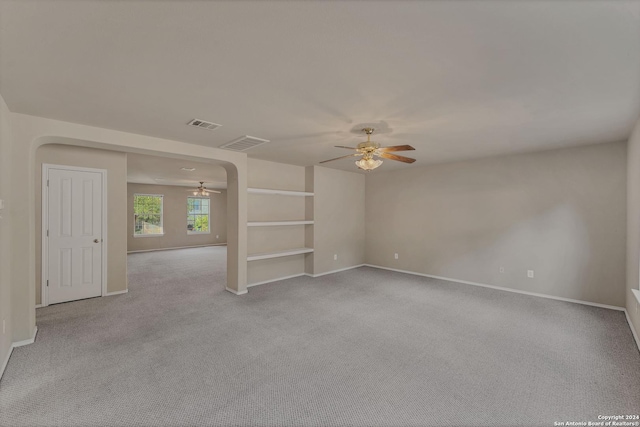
xmin=35 ymin=144 xmax=128 ymax=306
xmin=0 ymin=93 xmax=13 ymax=372
xmin=626 ymin=117 xmax=640 ymax=338
xmin=310 ymin=166 xmax=365 ymax=275
xmin=247 ymin=158 xmax=307 ymax=192
xmin=127 ymin=183 xmax=227 ymax=252
xmin=366 ymin=141 xmax=627 ymax=307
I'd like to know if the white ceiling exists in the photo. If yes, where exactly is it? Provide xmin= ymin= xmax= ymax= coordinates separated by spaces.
xmin=1 ymin=1 xmax=639 ymax=172
xmin=126 ymin=153 xmax=227 ymax=188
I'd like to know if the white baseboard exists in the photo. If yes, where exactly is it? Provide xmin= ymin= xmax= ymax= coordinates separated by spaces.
xmin=13 ymin=326 xmax=38 ymax=348
xmin=246 ymin=264 xmax=365 ymax=288
xmin=225 ymin=287 xmax=248 ymax=296
xmin=624 ymin=309 xmax=640 ymax=352
xmin=37 ymin=290 xmax=128 ymax=308
xmin=0 ymin=345 xmax=13 ymax=381
xmin=127 ymin=243 xmax=226 ymax=254
xmin=306 ymin=264 xmax=365 ymax=278
xmin=1 ymin=326 xmax=39 ymax=380
xmin=364 ymin=264 xmax=625 ymax=312
xmin=247 ymin=273 xmax=307 ymax=288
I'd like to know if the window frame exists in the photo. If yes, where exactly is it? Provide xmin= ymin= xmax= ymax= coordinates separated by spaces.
xmin=187 ymin=196 xmax=211 ymax=235
xmin=133 ymin=193 xmax=164 ymax=237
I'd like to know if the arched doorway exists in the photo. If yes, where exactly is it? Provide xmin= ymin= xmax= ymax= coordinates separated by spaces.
xmin=31 ymin=136 xmax=247 ymax=298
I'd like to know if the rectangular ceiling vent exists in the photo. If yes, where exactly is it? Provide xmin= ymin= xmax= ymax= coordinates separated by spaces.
xmin=187 ymin=119 xmax=222 ymax=131
xmin=220 ymin=135 xmax=270 ymax=151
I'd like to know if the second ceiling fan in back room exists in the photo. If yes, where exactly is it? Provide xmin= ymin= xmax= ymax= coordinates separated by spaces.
xmin=320 ymin=128 xmax=416 ymax=171
xmin=187 ymin=182 xmax=221 ymax=197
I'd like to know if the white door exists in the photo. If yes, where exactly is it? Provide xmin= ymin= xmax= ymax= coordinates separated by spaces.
xmin=45 ymin=167 xmax=104 ymax=305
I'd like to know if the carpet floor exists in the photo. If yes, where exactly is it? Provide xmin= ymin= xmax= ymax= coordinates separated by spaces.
xmin=1 ymin=246 xmax=639 ymax=427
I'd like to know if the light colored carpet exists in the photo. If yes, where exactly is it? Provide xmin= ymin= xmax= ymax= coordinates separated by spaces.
xmin=1 ymin=246 xmax=639 ymax=427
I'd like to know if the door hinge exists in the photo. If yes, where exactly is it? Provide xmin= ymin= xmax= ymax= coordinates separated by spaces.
xmin=46 ymin=280 xmax=49 ymax=287
xmin=46 ymin=179 xmax=49 ymax=187
xmin=46 ymin=230 xmax=49 ymax=237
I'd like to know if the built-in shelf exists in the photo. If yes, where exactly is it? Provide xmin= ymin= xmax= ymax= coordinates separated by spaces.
xmin=247 ymin=247 xmax=314 ymax=261
xmin=248 ymin=188 xmax=314 ymax=197
xmin=248 ymin=220 xmax=314 ymax=227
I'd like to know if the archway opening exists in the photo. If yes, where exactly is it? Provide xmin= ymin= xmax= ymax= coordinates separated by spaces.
xmin=32 ymin=136 xmax=246 ymax=308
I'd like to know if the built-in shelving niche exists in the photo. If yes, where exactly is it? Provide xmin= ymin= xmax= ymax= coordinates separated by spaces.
xmin=247 ymin=188 xmax=314 ymax=285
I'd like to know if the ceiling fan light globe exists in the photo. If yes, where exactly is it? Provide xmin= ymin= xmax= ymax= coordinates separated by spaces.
xmin=355 ymin=158 xmax=383 ymax=171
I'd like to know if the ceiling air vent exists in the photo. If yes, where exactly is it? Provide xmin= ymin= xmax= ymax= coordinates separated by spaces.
xmin=187 ymin=119 xmax=222 ymax=131
xmin=220 ymin=135 xmax=269 ymax=151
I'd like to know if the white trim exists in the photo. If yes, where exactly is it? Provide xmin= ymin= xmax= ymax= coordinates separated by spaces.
xmin=41 ymin=164 xmax=48 ymax=307
xmin=248 ymin=188 xmax=314 ymax=197
xmin=42 ymin=164 xmax=108 ymax=307
xmin=363 ymin=264 xmax=626 ymax=311
xmin=105 ymin=289 xmax=128 ymax=296
xmin=1 ymin=326 xmax=39 ymax=380
xmin=632 ymin=288 xmax=640 ymax=305
xmin=127 ymin=243 xmax=226 ymax=254
xmin=0 ymin=346 xmax=12 ymax=380
xmin=307 ymin=264 xmax=365 ymax=278
xmin=247 ymin=247 xmax=314 ymax=261
xmin=13 ymin=326 xmax=38 ymax=348
xmin=248 ymin=221 xmax=314 ymax=227
xmin=247 ymin=273 xmax=307 ymax=288
xmin=624 ymin=309 xmax=640 ymax=351
xmin=225 ymin=287 xmax=248 ymax=295
xmin=133 ymin=233 xmax=164 ymax=238
xmin=35 ymin=304 xmax=43 ymax=309
xmin=247 ymin=264 xmax=364 ymax=287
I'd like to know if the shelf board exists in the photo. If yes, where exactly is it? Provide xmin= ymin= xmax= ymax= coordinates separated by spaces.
xmin=247 ymin=247 xmax=314 ymax=261
xmin=248 ymin=220 xmax=314 ymax=227
xmin=248 ymin=188 xmax=314 ymax=197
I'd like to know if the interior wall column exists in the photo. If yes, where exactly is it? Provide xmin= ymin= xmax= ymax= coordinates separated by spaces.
xmin=223 ymin=162 xmax=248 ymax=294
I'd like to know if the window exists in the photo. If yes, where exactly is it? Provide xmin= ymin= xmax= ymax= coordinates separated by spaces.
xmin=187 ymin=197 xmax=210 ymax=234
xmin=133 ymin=194 xmax=164 ymax=236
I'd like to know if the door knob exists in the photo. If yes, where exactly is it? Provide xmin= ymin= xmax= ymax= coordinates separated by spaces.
xmin=94 ymin=239 xmax=99 ymax=243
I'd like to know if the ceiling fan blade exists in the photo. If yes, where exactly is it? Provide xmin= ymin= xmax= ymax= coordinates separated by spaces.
xmin=203 ymin=189 xmax=221 ymax=194
xmin=377 ymin=144 xmax=415 ymax=152
xmin=334 ymin=145 xmax=358 ymax=150
xmin=319 ymin=153 xmax=362 ymax=164
xmin=378 ymin=152 xmax=416 ymax=163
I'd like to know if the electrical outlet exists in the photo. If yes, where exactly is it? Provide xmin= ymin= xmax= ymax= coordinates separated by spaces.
xmin=394 ymin=253 xmax=399 ymax=260
xmin=499 ymin=267 xmax=504 ymax=273
xmin=333 ymin=254 xmax=337 ymax=261
xmin=216 ymin=235 xmax=219 ymax=239
xmin=527 ymin=270 xmax=534 ymax=278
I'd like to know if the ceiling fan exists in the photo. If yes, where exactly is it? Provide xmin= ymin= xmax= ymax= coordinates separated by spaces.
xmin=188 ymin=181 xmax=221 ymax=196
xmin=320 ymin=128 xmax=416 ymax=171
